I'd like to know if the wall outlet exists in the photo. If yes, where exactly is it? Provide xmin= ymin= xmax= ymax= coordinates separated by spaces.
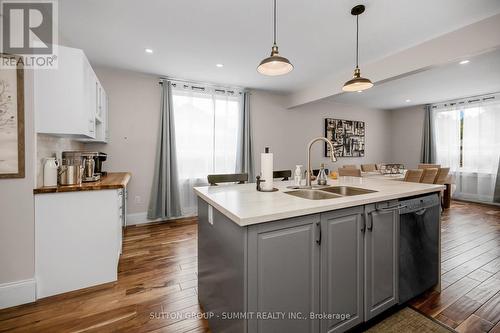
xmin=134 ymin=196 xmax=143 ymax=204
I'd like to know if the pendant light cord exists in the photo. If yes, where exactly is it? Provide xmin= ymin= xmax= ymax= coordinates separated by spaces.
xmin=356 ymin=14 xmax=359 ymax=68
xmin=273 ymin=0 xmax=277 ymax=45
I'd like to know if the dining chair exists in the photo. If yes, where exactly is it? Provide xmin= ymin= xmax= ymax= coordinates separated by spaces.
xmin=434 ymin=167 xmax=450 ymax=184
xmin=361 ymin=164 xmax=377 ymax=172
xmin=312 ymin=168 xmax=329 ymax=176
xmin=420 ymin=168 xmax=439 ymax=184
xmin=338 ymin=168 xmax=361 ymax=177
xmin=404 ymin=169 xmax=424 ymax=183
xmin=433 ymin=167 xmax=450 ymax=210
xmin=207 ymin=173 xmax=248 ymax=185
xmin=305 ymin=169 xmax=331 ymax=181
xmin=418 ymin=163 xmax=441 ymax=169
xmin=273 ymin=170 xmax=292 ymax=181
xmin=343 ymin=165 xmax=357 ymax=169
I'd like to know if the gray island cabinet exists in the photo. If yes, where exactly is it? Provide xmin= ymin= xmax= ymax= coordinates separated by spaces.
xmin=197 ymin=198 xmax=400 ymax=333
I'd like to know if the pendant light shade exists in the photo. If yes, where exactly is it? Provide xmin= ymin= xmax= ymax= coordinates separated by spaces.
xmin=257 ymin=0 xmax=293 ymax=76
xmin=257 ymin=45 xmax=293 ymax=76
xmin=343 ymin=67 xmax=373 ymax=92
xmin=343 ymin=5 xmax=373 ymax=92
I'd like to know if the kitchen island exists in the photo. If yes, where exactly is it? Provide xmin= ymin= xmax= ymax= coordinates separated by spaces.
xmin=194 ymin=177 xmax=444 ymax=333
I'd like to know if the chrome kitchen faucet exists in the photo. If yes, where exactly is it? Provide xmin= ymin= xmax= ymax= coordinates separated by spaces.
xmin=305 ymin=137 xmax=337 ymax=188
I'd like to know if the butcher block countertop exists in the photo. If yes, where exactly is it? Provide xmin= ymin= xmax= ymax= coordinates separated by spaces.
xmin=34 ymin=172 xmax=131 ymax=194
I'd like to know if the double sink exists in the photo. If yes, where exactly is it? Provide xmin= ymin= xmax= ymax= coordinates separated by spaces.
xmin=285 ymin=186 xmax=377 ymax=200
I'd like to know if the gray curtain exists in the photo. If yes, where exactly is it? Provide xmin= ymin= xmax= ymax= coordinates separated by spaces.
xmin=236 ymin=92 xmax=255 ymax=181
xmin=495 ymin=156 xmax=500 ymax=203
xmin=421 ymin=104 xmax=435 ymax=163
xmin=147 ymin=80 xmax=181 ymax=219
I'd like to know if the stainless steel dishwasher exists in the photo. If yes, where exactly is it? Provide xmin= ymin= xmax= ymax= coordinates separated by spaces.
xmin=398 ymin=193 xmax=441 ymax=304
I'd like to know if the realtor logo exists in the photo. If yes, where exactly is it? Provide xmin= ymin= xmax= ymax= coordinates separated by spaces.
xmin=0 ymin=0 xmax=58 ymax=68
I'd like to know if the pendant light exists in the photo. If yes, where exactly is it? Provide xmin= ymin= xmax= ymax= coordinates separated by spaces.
xmin=343 ymin=5 xmax=373 ymax=92
xmin=257 ymin=0 xmax=293 ymax=76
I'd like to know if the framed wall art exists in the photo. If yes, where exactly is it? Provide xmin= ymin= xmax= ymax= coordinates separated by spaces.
xmin=324 ymin=118 xmax=365 ymax=157
xmin=0 ymin=55 xmax=25 ymax=178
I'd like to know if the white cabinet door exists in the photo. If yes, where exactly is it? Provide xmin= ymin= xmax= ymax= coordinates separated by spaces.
xmin=35 ymin=190 xmax=121 ymax=299
xmin=34 ymin=45 xmax=106 ymax=140
xmin=117 ymin=189 xmax=124 ymax=256
xmin=104 ymin=90 xmax=110 ymax=142
xmin=35 ymin=46 xmax=91 ymax=137
xmin=96 ymin=86 xmax=108 ymax=143
xmin=83 ymin=56 xmax=97 ymax=138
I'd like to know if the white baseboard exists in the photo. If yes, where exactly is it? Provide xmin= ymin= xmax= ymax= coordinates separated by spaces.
xmin=0 ymin=278 xmax=36 ymax=309
xmin=126 ymin=212 xmax=197 ymax=226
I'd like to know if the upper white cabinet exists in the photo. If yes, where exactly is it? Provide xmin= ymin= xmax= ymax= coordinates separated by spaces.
xmin=35 ymin=45 xmax=108 ymax=142
xmin=94 ymin=78 xmax=109 ymax=143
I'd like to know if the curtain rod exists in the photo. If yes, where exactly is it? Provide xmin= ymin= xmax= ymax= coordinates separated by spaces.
xmin=431 ymin=91 xmax=500 ymax=109
xmin=158 ymin=76 xmax=246 ymax=92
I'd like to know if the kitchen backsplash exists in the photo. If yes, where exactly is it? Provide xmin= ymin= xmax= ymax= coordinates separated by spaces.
xmin=36 ymin=134 xmax=84 ymax=187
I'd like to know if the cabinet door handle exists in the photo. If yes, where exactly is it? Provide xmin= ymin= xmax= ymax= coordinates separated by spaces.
xmin=316 ymin=222 xmax=321 ymax=245
xmin=366 ymin=211 xmax=373 ymax=231
xmin=377 ymin=204 xmax=406 ymax=212
xmin=414 ymin=208 xmax=427 ymax=216
xmin=361 ymin=212 xmax=367 ymax=232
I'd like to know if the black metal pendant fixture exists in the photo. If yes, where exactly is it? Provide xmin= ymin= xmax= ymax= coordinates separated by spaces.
xmin=257 ymin=0 xmax=293 ymax=76
xmin=343 ymin=5 xmax=373 ymax=92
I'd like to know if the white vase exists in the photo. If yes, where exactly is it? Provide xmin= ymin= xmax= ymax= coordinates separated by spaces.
xmin=43 ymin=157 xmax=58 ymax=187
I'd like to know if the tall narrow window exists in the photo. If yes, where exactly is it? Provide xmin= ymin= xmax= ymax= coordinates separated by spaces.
xmin=432 ymin=95 xmax=500 ymax=203
xmin=172 ymin=84 xmax=242 ymax=215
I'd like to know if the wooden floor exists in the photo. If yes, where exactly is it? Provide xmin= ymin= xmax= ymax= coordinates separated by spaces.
xmin=0 ymin=201 xmax=498 ymax=332
xmin=0 ymin=217 xmax=210 ymax=333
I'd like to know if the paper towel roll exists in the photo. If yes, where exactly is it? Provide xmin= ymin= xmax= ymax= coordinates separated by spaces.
xmin=260 ymin=149 xmax=274 ymax=191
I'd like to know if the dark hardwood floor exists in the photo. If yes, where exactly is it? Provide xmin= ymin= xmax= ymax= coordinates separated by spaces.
xmin=0 ymin=217 xmax=210 ymax=333
xmin=0 ymin=200 xmax=498 ymax=332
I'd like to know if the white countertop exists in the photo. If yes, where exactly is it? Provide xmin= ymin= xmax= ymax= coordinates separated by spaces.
xmin=194 ymin=177 xmax=444 ymax=226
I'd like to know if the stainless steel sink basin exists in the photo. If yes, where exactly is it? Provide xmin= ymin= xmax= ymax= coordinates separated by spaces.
xmin=285 ymin=189 xmax=342 ymax=200
xmin=320 ymin=186 xmax=377 ymax=196
xmin=284 ymin=186 xmax=377 ymax=200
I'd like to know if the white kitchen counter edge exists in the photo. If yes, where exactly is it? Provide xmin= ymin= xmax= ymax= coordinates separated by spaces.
xmin=194 ymin=179 xmax=445 ymax=226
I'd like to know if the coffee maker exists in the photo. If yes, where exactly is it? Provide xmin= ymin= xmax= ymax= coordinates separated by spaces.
xmin=81 ymin=152 xmax=107 ymax=182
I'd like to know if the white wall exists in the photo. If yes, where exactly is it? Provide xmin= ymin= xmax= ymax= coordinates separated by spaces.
xmin=0 ymin=70 xmax=36 ymax=307
xmin=251 ymin=91 xmax=393 ymax=174
xmin=85 ymin=67 xmax=161 ymax=216
xmin=389 ymin=105 xmax=425 ymax=169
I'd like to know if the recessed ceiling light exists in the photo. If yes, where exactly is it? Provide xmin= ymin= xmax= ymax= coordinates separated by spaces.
xmin=145 ymin=48 xmax=153 ymax=54
xmin=405 ymin=99 xmax=411 ymax=103
xmin=357 ymin=90 xmax=363 ymax=93
xmin=216 ymin=64 xmax=224 ymax=68
xmin=459 ymin=60 xmax=470 ymax=65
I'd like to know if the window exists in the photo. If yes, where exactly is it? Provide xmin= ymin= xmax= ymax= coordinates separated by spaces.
xmin=172 ymin=84 xmax=242 ymax=215
xmin=432 ymin=95 xmax=500 ymax=202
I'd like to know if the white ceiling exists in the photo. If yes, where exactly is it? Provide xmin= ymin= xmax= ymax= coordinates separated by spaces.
xmin=59 ymin=0 xmax=500 ymax=92
xmin=329 ymin=48 xmax=500 ymax=109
